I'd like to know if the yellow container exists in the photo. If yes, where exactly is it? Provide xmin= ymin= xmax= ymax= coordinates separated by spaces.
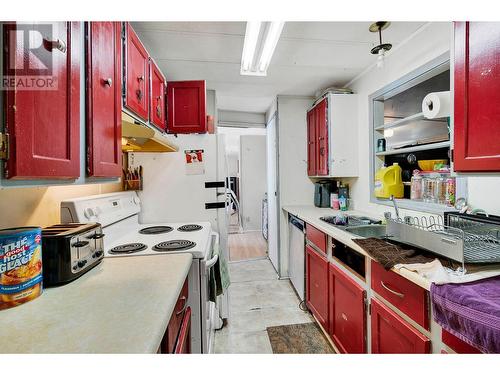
xmin=374 ymin=163 xmax=404 ymax=199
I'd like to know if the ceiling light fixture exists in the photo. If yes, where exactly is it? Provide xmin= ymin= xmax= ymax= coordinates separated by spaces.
xmin=240 ymin=21 xmax=284 ymax=76
xmin=369 ymin=21 xmax=392 ymax=68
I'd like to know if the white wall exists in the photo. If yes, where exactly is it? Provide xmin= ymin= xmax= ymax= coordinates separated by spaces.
xmin=239 ymin=135 xmax=267 ymax=231
xmin=275 ymin=96 xmax=315 ymax=277
xmin=348 ymin=21 xmax=500 ymax=217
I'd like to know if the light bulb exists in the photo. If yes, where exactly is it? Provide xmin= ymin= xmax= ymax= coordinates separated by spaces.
xmin=384 ymin=128 xmax=394 ymax=138
xmin=377 ymin=49 xmax=385 ymax=68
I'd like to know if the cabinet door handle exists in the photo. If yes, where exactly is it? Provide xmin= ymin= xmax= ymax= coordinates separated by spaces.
xmin=103 ymin=78 xmax=112 ymax=87
xmin=43 ymin=38 xmax=66 ymax=53
xmin=176 ymin=296 xmax=188 ymax=316
xmin=319 ymin=147 xmax=325 ymax=156
xmin=380 ymin=281 xmax=404 ymax=298
xmin=138 ymin=75 xmax=144 ymax=82
xmin=136 ymin=89 xmax=143 ymax=101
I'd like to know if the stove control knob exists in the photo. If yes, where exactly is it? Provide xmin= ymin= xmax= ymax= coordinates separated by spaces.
xmin=95 ymin=250 xmax=103 ymax=257
xmin=84 ymin=207 xmax=96 ymax=219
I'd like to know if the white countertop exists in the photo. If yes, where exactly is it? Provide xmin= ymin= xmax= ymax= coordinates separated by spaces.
xmin=0 ymin=253 xmax=192 ymax=353
xmin=283 ymin=205 xmax=431 ymax=290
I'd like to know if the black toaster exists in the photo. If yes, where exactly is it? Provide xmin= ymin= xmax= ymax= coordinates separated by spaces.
xmin=41 ymin=223 xmax=104 ymax=286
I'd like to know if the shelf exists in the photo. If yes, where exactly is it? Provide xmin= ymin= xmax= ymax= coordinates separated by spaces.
xmin=374 ymin=112 xmax=447 ymax=132
xmin=375 ymin=141 xmax=450 ymax=156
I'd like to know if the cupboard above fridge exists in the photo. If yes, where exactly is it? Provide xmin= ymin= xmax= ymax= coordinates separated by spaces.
xmin=307 ymin=93 xmax=358 ymax=178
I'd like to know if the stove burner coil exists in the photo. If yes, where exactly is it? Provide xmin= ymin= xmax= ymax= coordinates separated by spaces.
xmin=109 ymin=243 xmax=147 ymax=254
xmin=177 ymin=224 xmax=203 ymax=232
xmin=153 ymin=240 xmax=196 ymax=252
xmin=139 ymin=226 xmax=174 ymax=235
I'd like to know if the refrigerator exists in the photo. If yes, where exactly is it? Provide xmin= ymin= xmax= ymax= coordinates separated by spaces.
xmin=130 ymin=133 xmax=230 ymax=320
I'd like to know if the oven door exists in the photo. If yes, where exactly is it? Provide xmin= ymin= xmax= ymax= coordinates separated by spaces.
xmin=200 ymin=231 xmax=221 ymax=353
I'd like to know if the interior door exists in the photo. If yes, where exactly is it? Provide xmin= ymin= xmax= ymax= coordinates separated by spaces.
xmin=316 ymin=98 xmax=329 ymax=176
xmin=86 ymin=21 xmax=122 ymax=177
xmin=266 ymin=114 xmax=279 ymax=272
xmin=454 ymin=22 xmax=500 ymax=171
xmin=4 ymin=22 xmax=80 ymax=179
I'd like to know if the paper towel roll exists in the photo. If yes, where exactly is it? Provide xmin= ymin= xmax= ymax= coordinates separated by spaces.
xmin=422 ymin=91 xmax=451 ymax=119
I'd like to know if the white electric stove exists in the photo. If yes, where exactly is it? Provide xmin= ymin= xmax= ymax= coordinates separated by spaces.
xmin=60 ymin=191 xmax=221 ymax=354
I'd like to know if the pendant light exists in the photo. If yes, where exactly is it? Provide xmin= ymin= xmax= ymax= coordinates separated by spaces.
xmin=369 ymin=21 xmax=392 ymax=68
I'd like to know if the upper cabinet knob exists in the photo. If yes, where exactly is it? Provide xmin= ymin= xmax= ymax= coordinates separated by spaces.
xmin=103 ymin=78 xmax=112 ymax=87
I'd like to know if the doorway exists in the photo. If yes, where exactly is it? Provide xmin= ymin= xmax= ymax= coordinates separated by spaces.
xmin=218 ymin=125 xmax=268 ymax=262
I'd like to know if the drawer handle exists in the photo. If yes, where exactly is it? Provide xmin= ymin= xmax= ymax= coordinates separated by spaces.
xmin=176 ymin=296 xmax=188 ymax=316
xmin=43 ymin=38 xmax=66 ymax=53
xmin=380 ymin=281 xmax=404 ymax=298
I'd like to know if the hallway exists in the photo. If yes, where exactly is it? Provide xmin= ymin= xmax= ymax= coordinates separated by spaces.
xmin=228 ymin=231 xmax=268 ymax=261
xmin=214 ymin=258 xmax=313 ymax=354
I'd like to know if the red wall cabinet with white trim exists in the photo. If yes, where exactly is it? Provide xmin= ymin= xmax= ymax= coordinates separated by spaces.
xmin=149 ymin=58 xmax=166 ymax=131
xmin=306 ymin=109 xmax=317 ymax=176
xmin=85 ymin=22 xmax=122 ymax=178
xmin=124 ymin=22 xmax=149 ymax=122
xmin=167 ymin=80 xmax=207 ymax=134
xmin=306 ymin=98 xmax=328 ymax=176
xmin=454 ymin=22 xmax=500 ymax=172
xmin=371 ymin=298 xmax=430 ymax=354
xmin=328 ymin=263 xmax=366 ymax=353
xmin=306 ymin=245 xmax=329 ymax=330
xmin=3 ymin=22 xmax=81 ymax=179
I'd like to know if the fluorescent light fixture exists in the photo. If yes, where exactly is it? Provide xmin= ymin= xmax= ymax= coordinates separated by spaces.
xmin=240 ymin=21 xmax=284 ymax=76
xmin=241 ymin=21 xmax=261 ymax=72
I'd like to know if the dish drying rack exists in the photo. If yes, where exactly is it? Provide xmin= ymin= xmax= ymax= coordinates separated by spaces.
xmin=384 ymin=212 xmax=500 ymax=268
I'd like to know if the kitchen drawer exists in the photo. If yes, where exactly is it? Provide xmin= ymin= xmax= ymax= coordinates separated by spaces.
xmin=442 ymin=329 xmax=481 ymax=354
xmin=371 ymin=260 xmax=429 ymax=330
xmin=306 ymin=224 xmax=327 ymax=254
xmin=371 ymin=298 xmax=430 ymax=354
xmin=163 ymin=279 xmax=189 ymax=353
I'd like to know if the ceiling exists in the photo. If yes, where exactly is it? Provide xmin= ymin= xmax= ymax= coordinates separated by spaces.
xmin=132 ymin=22 xmax=426 ymax=113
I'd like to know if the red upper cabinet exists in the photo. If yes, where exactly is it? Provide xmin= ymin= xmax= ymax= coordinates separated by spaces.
xmin=371 ymin=298 xmax=430 ymax=354
xmin=306 ymin=245 xmax=329 ymax=330
xmin=315 ymin=99 xmax=329 ymax=176
xmin=3 ymin=22 xmax=81 ymax=179
xmin=149 ymin=59 xmax=166 ymax=131
xmin=328 ymin=263 xmax=366 ymax=353
xmin=167 ymin=80 xmax=207 ymax=134
xmin=85 ymin=22 xmax=122 ymax=178
xmin=454 ymin=22 xmax=500 ymax=172
xmin=307 ymin=109 xmax=317 ymax=176
xmin=124 ymin=23 xmax=149 ymax=121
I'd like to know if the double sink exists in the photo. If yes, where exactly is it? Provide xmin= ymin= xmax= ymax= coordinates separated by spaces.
xmin=320 ymin=215 xmax=388 ymax=238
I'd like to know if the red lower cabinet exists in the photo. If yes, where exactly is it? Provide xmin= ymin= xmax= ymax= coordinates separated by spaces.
xmin=442 ymin=330 xmax=481 ymax=354
xmin=371 ymin=298 xmax=430 ymax=354
xmin=163 ymin=279 xmax=189 ymax=353
xmin=306 ymin=245 xmax=329 ymax=330
xmin=328 ymin=263 xmax=366 ymax=353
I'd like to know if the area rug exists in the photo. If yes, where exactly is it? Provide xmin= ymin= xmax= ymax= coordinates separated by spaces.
xmin=266 ymin=322 xmax=335 ymax=354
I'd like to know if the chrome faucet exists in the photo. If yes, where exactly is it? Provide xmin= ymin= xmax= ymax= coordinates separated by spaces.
xmin=390 ymin=195 xmax=401 ymax=221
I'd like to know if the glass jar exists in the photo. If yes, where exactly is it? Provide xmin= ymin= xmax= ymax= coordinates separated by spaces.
xmin=422 ymin=177 xmax=436 ymax=203
xmin=410 ymin=174 xmax=423 ymax=200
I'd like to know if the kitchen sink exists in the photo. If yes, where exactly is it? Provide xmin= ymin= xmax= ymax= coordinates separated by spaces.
xmin=320 ymin=215 xmax=382 ymax=227
xmin=344 ymin=225 xmax=387 ymax=238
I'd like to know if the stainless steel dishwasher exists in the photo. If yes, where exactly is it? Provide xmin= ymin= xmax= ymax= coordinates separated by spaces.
xmin=288 ymin=215 xmax=305 ymax=301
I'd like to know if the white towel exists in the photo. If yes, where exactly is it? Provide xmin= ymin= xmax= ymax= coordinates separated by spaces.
xmin=394 ymin=259 xmax=500 ymax=285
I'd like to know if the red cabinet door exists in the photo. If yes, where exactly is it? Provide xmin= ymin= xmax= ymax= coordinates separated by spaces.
xmin=4 ymin=22 xmax=80 ymax=179
xmin=454 ymin=22 xmax=500 ymax=171
xmin=174 ymin=307 xmax=192 ymax=354
xmin=164 ymin=279 xmax=189 ymax=353
xmin=85 ymin=22 xmax=122 ymax=178
xmin=149 ymin=59 xmax=166 ymax=131
xmin=124 ymin=22 xmax=149 ymax=121
xmin=307 ymin=108 xmax=317 ymax=176
xmin=329 ymin=263 xmax=366 ymax=353
xmin=167 ymin=80 xmax=207 ymax=134
xmin=371 ymin=298 xmax=430 ymax=354
xmin=315 ymin=99 xmax=329 ymax=176
xmin=306 ymin=245 xmax=329 ymax=329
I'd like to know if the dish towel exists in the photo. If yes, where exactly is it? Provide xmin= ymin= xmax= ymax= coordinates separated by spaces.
xmin=352 ymin=237 xmax=435 ymax=270
xmin=430 ymin=276 xmax=500 ymax=353
xmin=209 ymin=242 xmax=231 ymax=302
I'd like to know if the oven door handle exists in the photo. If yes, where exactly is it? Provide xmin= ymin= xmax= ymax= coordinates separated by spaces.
xmin=205 ymin=254 xmax=219 ymax=269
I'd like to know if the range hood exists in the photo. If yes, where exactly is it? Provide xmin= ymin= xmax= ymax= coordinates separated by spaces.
xmin=121 ymin=112 xmax=178 ymax=152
